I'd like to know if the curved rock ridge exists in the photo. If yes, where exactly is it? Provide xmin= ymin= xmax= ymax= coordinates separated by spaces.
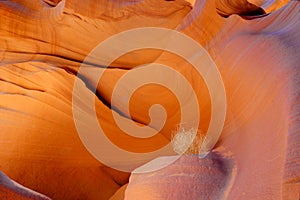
xmin=215 ymin=0 xmax=266 ymax=18
xmin=0 ymin=171 xmax=50 ymax=200
xmin=125 ymin=153 xmax=236 ymax=200
xmin=248 ymin=0 xmax=291 ymax=12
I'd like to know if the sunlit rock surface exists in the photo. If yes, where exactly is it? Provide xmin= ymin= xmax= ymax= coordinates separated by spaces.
xmin=0 ymin=0 xmax=299 ymax=199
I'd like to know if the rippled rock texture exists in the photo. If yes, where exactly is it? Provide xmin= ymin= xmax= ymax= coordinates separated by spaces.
xmin=0 ymin=0 xmax=299 ymax=199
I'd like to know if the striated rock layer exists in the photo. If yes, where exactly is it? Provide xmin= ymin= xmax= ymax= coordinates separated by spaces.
xmin=0 ymin=0 xmax=299 ymax=199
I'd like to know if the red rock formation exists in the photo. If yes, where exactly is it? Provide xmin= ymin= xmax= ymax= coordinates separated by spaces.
xmin=126 ymin=153 xmax=235 ymax=200
xmin=125 ymin=1 xmax=300 ymax=199
xmin=0 ymin=0 xmax=299 ymax=199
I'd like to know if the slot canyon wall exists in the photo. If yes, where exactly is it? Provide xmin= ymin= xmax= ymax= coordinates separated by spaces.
xmin=0 ymin=0 xmax=299 ymax=199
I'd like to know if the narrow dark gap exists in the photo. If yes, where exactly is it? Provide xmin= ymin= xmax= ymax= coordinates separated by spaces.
xmin=6 ymin=51 xmax=154 ymax=127
xmin=41 ymin=0 xmax=61 ymax=7
xmin=63 ymin=62 xmax=150 ymax=127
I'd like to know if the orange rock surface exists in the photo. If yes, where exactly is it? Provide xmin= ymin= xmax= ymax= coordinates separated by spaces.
xmin=0 ymin=0 xmax=299 ymax=199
